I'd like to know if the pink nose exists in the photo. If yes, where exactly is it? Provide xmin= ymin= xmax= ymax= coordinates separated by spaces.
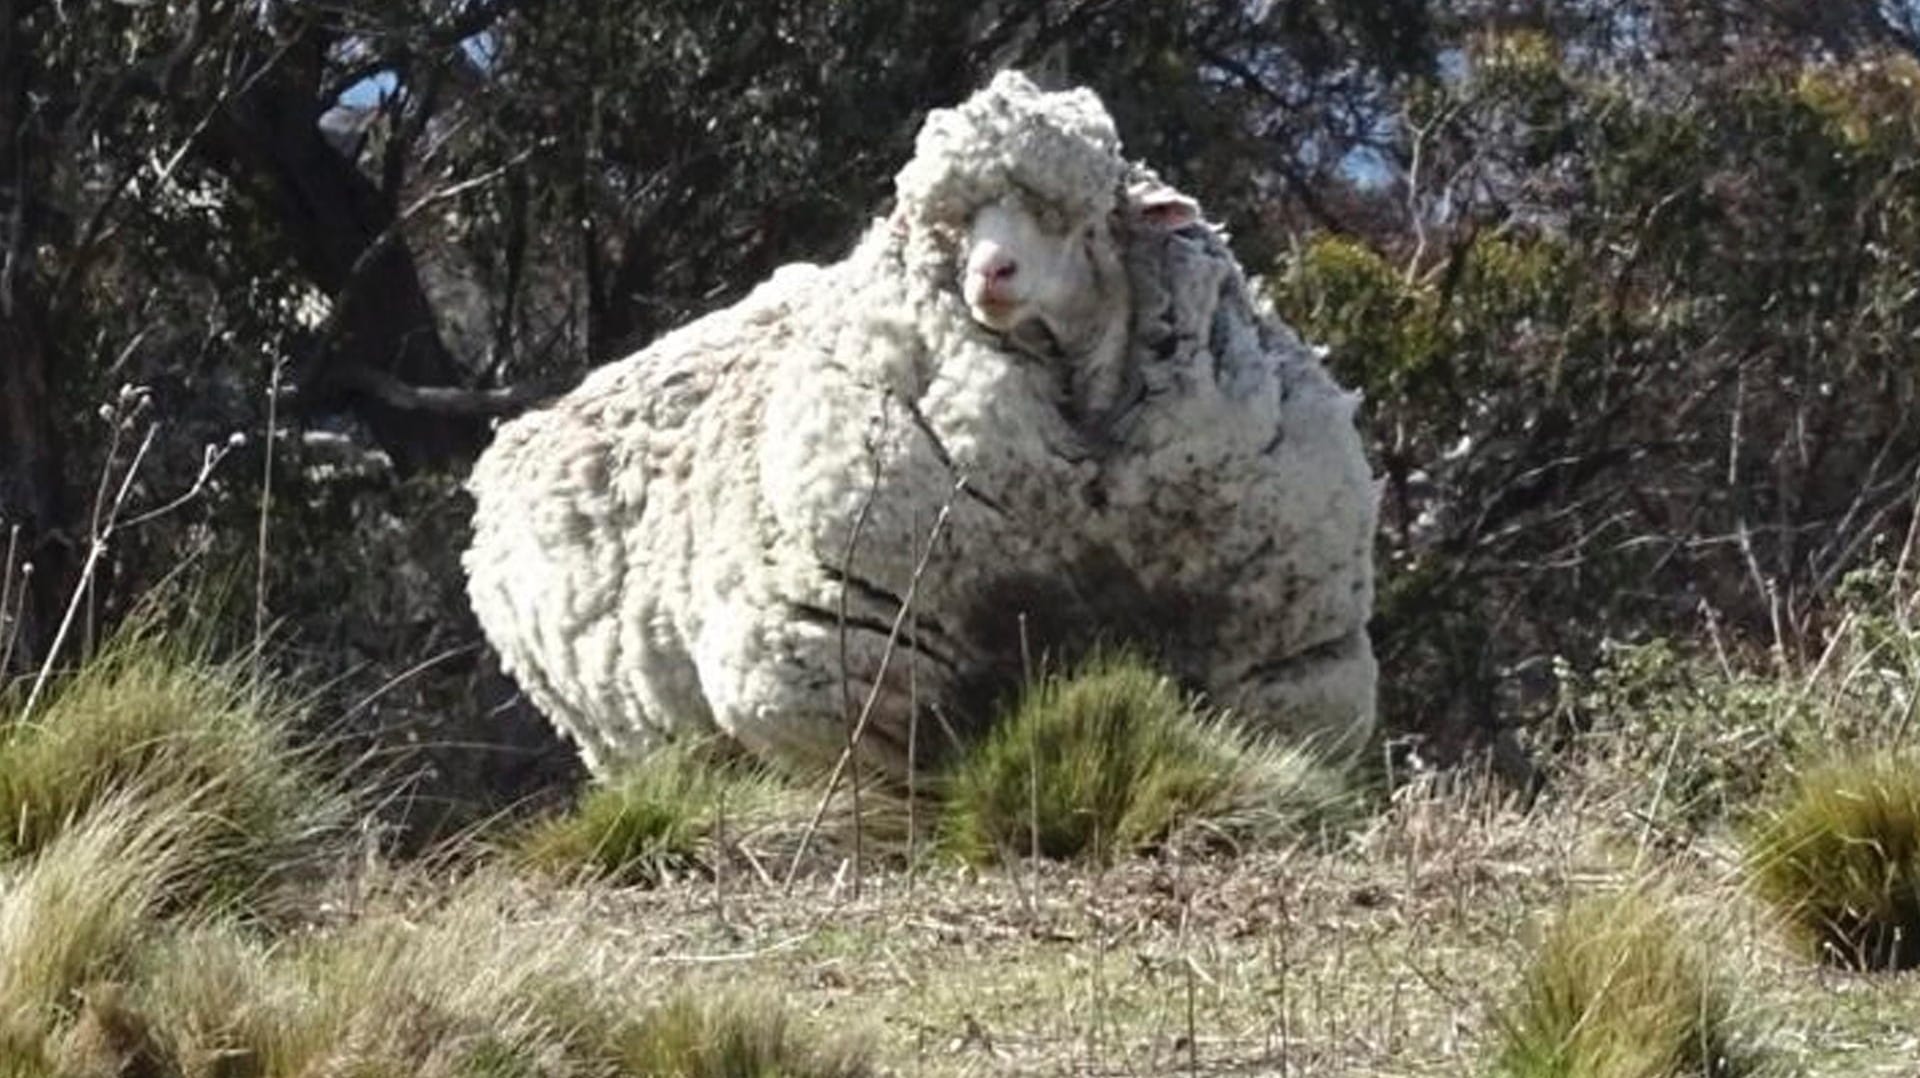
xmin=970 ymin=253 xmax=1020 ymax=304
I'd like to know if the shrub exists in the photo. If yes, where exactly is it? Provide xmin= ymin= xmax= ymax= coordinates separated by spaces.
xmin=1488 ymin=890 xmax=1771 ymax=1078
xmin=1558 ymin=565 xmax=1920 ymax=834
xmin=0 ymin=630 xmax=348 ymax=906
xmin=938 ymin=651 xmax=1349 ymax=864
xmin=508 ymin=738 xmax=792 ymax=885
xmin=1745 ymin=747 xmax=1920 ymax=971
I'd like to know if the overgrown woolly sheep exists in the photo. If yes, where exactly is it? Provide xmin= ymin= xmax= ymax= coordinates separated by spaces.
xmin=464 ymin=71 xmax=1378 ymax=777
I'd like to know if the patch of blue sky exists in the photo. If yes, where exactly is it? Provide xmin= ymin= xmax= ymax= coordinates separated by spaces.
xmin=338 ymin=69 xmax=398 ymax=107
xmin=463 ymin=29 xmax=499 ymax=69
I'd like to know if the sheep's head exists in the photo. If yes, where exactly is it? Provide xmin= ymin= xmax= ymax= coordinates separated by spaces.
xmin=891 ymin=71 xmax=1205 ymax=425
xmin=895 ymin=71 xmax=1128 ymax=361
xmin=960 ymin=180 xmax=1199 ymax=360
xmin=896 ymin=73 xmax=1195 ymax=349
xmin=961 ymin=191 xmax=1122 ymax=357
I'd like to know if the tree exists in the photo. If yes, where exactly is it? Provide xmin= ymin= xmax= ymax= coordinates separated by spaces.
xmin=1274 ymin=19 xmax=1920 ymax=758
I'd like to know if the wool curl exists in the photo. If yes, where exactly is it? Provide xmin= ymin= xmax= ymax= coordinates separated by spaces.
xmin=463 ymin=71 xmax=1379 ymax=778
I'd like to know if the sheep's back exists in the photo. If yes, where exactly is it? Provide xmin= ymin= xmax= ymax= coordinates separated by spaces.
xmin=464 ymin=263 xmax=830 ymax=769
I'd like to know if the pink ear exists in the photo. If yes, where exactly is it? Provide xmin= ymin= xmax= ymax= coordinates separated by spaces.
xmin=1130 ymin=183 xmax=1201 ymax=230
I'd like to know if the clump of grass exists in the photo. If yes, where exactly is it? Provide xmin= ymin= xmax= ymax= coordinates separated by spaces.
xmin=606 ymin=991 xmax=871 ymax=1077
xmin=1489 ymin=890 xmax=1771 ymax=1078
xmin=0 ymin=793 xmax=207 ymax=1071
xmin=124 ymin=877 xmax=870 ymax=1077
xmin=938 ymin=650 xmax=1349 ymax=864
xmin=0 ymin=629 xmax=347 ymax=904
xmin=1745 ymin=747 xmax=1920 ymax=971
xmin=509 ymin=738 xmax=793 ymax=885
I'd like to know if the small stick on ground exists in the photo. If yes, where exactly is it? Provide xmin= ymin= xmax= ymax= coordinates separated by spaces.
xmin=907 ymin=503 xmax=923 ymax=886
xmin=0 ymin=523 xmax=18 ymax=677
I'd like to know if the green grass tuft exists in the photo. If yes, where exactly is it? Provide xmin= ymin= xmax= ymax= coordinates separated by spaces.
xmin=606 ymin=991 xmax=872 ymax=1078
xmin=938 ymin=650 xmax=1349 ymax=864
xmin=0 ymin=630 xmax=347 ymax=906
xmin=509 ymin=738 xmax=792 ymax=885
xmin=1746 ymin=747 xmax=1920 ymax=971
xmin=1489 ymin=890 xmax=1772 ymax=1078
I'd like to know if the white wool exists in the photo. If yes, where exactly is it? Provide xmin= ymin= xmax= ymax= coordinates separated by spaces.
xmin=464 ymin=71 xmax=1379 ymax=776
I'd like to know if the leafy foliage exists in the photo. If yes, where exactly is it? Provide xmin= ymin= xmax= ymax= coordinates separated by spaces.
xmin=1273 ymin=34 xmax=1920 ymax=752
xmin=11 ymin=0 xmax=1920 ymax=804
xmin=1552 ymin=563 xmax=1920 ymax=834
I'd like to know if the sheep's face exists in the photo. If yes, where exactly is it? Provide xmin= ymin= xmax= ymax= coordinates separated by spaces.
xmin=961 ymin=194 xmax=1123 ymax=358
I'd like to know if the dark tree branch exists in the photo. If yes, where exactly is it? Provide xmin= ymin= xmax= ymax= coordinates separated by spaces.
xmin=325 ymin=363 xmax=562 ymax=417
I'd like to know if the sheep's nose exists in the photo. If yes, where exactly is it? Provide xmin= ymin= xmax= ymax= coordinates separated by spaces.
xmin=968 ymin=246 xmax=1019 ymax=284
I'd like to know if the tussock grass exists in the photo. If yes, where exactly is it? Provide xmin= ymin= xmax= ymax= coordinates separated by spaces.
xmin=509 ymin=738 xmax=794 ymax=884
xmin=0 ymin=629 xmax=346 ymax=904
xmin=938 ymin=651 xmax=1350 ymax=864
xmin=0 ymin=794 xmax=207 ymax=1071
xmin=605 ymin=991 xmax=872 ymax=1077
xmin=121 ymin=877 xmax=870 ymax=1077
xmin=1746 ymin=747 xmax=1920 ymax=971
xmin=1489 ymin=890 xmax=1772 ymax=1078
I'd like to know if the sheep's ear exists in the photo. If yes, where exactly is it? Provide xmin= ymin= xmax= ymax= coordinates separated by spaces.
xmin=1129 ymin=182 xmax=1201 ymax=231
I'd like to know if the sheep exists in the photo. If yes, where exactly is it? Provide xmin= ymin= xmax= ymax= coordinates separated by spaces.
xmin=463 ymin=70 xmax=1379 ymax=778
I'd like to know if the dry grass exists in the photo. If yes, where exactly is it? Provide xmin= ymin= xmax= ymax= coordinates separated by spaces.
xmin=0 ymin=835 xmax=873 ymax=1076
xmin=0 ymin=628 xmax=347 ymax=907
xmin=0 ymin=711 xmax=1912 ymax=1076
xmin=11 ymin=569 xmax=1920 ymax=1074
xmin=120 ymin=877 xmax=872 ymax=1077
xmin=0 ymin=793 xmax=209 ymax=1073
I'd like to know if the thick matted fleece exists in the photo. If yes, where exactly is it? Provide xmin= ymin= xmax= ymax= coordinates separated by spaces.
xmin=463 ymin=71 xmax=1379 ymax=776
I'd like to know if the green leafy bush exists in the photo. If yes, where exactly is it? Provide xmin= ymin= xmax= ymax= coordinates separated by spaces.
xmin=1557 ymin=565 xmax=1920 ymax=835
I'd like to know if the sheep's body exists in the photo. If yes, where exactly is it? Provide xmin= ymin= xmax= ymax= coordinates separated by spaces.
xmin=464 ymin=72 xmax=1378 ymax=776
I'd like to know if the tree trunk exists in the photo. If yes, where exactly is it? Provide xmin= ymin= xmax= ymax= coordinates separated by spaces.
xmin=197 ymin=33 xmax=486 ymax=471
xmin=0 ymin=0 xmax=71 ymax=670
